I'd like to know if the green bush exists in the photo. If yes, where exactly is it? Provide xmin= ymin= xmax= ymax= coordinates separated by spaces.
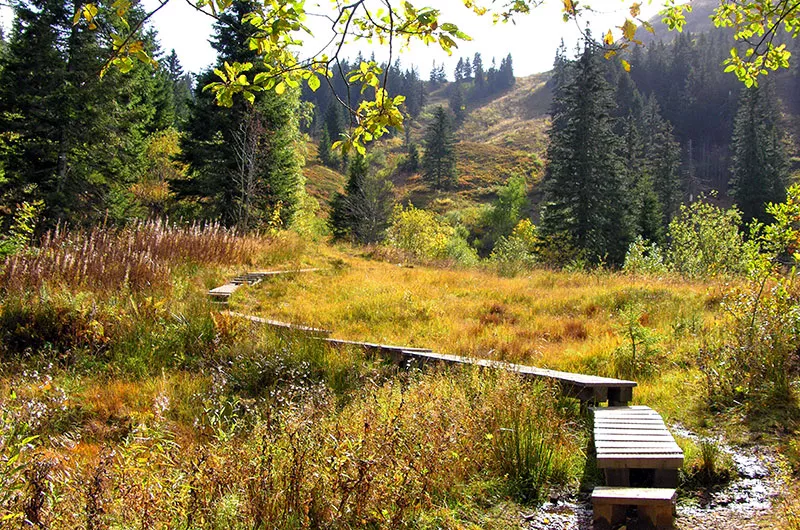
xmin=623 ymin=236 xmax=668 ymax=276
xmin=489 ymin=219 xmax=539 ymax=277
xmin=612 ymin=304 xmax=661 ymax=380
xmin=385 ymin=204 xmax=478 ymax=265
xmin=666 ymin=198 xmax=756 ymax=278
xmin=699 ymin=185 xmax=800 ymax=409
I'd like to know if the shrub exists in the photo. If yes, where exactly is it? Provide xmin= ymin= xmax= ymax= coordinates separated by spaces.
xmin=384 ymin=204 xmax=478 ymax=265
xmin=612 ymin=304 xmax=661 ymax=380
xmin=666 ymin=198 xmax=755 ymax=278
xmin=699 ymin=185 xmax=800 ymax=409
xmin=623 ymin=236 xmax=668 ymax=276
xmin=489 ymin=219 xmax=539 ymax=277
xmin=0 ymin=200 xmax=44 ymax=258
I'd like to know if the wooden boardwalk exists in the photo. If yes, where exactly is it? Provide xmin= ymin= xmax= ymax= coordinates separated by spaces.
xmin=209 ymin=268 xmax=319 ymax=302
xmin=210 ymin=270 xmax=683 ymax=526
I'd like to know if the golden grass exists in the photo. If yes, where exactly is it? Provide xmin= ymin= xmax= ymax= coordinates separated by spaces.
xmin=232 ymin=252 xmax=719 ymax=376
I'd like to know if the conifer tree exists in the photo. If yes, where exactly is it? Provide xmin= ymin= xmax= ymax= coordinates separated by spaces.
xmin=472 ymin=52 xmax=485 ymax=96
xmin=180 ymin=0 xmax=302 ymax=228
xmin=730 ymin=82 xmax=789 ymax=224
xmin=641 ymin=96 xmax=681 ymax=226
xmin=330 ymin=153 xmax=394 ymax=243
xmin=0 ymin=0 xmax=166 ymax=224
xmin=454 ymin=57 xmax=464 ymax=82
xmin=422 ymin=106 xmax=458 ymax=190
xmin=539 ymin=39 xmax=632 ymax=265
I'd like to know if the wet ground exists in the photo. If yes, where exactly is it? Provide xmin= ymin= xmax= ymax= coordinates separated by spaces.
xmin=523 ymin=426 xmax=786 ymax=530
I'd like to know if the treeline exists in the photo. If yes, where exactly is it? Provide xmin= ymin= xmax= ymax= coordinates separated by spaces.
xmin=625 ymin=31 xmax=800 ymax=193
xmin=538 ymin=34 xmax=794 ymax=266
xmin=0 ymin=0 xmax=307 ymax=235
xmin=303 ymin=57 xmax=427 ymax=170
xmin=0 ymin=0 xmax=192 ymax=225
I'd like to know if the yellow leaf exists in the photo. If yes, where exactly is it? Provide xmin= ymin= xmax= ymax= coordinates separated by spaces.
xmin=563 ymin=0 xmax=574 ymax=15
xmin=604 ymin=30 xmax=614 ymax=46
xmin=275 ymin=81 xmax=286 ymax=95
xmin=622 ymin=19 xmax=637 ymax=41
xmin=629 ymin=2 xmax=641 ymax=18
xmin=621 ymin=59 xmax=631 ymax=72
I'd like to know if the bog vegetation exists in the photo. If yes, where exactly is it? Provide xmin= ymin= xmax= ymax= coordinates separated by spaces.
xmin=1 ymin=0 xmax=800 ymax=527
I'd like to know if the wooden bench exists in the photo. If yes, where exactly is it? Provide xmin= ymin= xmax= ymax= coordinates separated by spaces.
xmin=592 ymin=486 xmax=676 ymax=529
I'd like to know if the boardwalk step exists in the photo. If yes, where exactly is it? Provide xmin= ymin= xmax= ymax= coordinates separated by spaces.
xmin=592 ymin=487 xmax=676 ymax=529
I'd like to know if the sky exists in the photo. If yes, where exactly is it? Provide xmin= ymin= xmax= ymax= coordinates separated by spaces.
xmin=1 ymin=0 xmax=664 ymax=77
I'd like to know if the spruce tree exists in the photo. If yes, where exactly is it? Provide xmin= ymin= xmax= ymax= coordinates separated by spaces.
xmin=472 ymin=52 xmax=485 ymax=97
xmin=0 ymin=0 xmax=166 ymax=224
xmin=422 ymin=106 xmax=458 ymax=190
xmin=317 ymin=129 xmax=336 ymax=168
xmin=730 ymin=82 xmax=789 ymax=224
xmin=539 ymin=40 xmax=632 ymax=265
xmin=330 ymin=153 xmax=394 ymax=243
xmin=180 ymin=0 xmax=302 ymax=228
xmin=641 ymin=96 xmax=681 ymax=226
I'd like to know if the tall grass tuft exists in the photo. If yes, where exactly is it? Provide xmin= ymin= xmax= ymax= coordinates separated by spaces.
xmin=492 ymin=407 xmax=555 ymax=504
xmin=0 ymin=220 xmax=273 ymax=293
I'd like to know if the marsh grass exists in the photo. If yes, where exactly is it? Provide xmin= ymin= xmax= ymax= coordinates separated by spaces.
xmin=0 ymin=219 xmax=296 ymax=293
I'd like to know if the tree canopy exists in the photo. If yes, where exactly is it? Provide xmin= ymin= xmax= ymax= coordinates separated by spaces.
xmin=74 ymin=0 xmax=800 ymax=154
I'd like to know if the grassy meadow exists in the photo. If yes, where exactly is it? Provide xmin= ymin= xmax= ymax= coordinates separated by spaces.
xmin=1 ymin=222 xmax=798 ymax=528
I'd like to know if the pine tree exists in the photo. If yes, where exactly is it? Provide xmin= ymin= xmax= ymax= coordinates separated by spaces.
xmin=454 ymin=57 xmax=464 ymax=82
xmin=0 ymin=0 xmax=166 ymax=224
xmin=330 ymin=153 xmax=394 ymax=243
xmin=162 ymin=49 xmax=193 ymax=127
xmin=539 ymin=40 xmax=632 ymax=265
xmin=641 ymin=96 xmax=681 ymax=226
xmin=422 ymin=106 xmax=457 ymax=190
xmin=622 ymin=116 xmax=664 ymax=244
xmin=317 ymin=129 xmax=336 ymax=168
xmin=472 ymin=52 xmax=485 ymax=97
xmin=449 ymin=85 xmax=466 ymax=125
xmin=463 ymin=57 xmax=472 ymax=80
xmin=179 ymin=0 xmax=302 ymax=228
xmin=730 ymin=82 xmax=789 ymax=224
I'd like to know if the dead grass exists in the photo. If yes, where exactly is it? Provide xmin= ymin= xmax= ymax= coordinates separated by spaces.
xmin=0 ymin=220 xmax=295 ymax=293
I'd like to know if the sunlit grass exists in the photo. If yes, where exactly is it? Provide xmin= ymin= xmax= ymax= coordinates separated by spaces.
xmin=233 ymin=255 xmax=719 ymax=378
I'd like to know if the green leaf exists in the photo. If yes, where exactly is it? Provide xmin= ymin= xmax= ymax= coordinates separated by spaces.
xmin=307 ymin=75 xmax=320 ymax=92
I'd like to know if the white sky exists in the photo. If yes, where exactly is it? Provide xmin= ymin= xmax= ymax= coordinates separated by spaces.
xmin=2 ymin=0 xmax=665 ymax=77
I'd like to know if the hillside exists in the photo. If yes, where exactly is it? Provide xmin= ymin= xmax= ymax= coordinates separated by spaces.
xmin=302 ymin=73 xmax=554 ymax=218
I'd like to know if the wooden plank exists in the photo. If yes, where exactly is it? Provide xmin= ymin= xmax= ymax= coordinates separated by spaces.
xmin=592 ymin=487 xmax=676 ymax=505
xmin=223 ymin=311 xmax=332 ymax=336
xmin=595 ymin=441 xmax=682 ymax=450
xmin=594 ymin=434 xmax=676 ymax=442
xmin=594 ymin=417 xmax=664 ymax=425
xmin=597 ymin=454 xmax=684 ymax=469
xmin=594 ymin=410 xmax=660 ymax=416
xmin=595 ymin=422 xmax=668 ymax=429
xmin=209 ymin=283 xmax=240 ymax=297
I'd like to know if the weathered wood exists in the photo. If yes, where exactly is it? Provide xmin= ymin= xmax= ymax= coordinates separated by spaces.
xmin=209 ymin=283 xmax=240 ymax=299
xmin=591 ymin=486 xmax=676 ymax=505
xmin=593 ymin=406 xmax=684 ymax=476
xmin=401 ymin=350 xmax=636 ymax=405
xmin=223 ymin=311 xmax=332 ymax=337
xmin=597 ymin=454 xmax=685 ymax=469
xmin=592 ymin=487 xmax=677 ymax=529
xmin=209 ymin=268 xmax=321 ymax=299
